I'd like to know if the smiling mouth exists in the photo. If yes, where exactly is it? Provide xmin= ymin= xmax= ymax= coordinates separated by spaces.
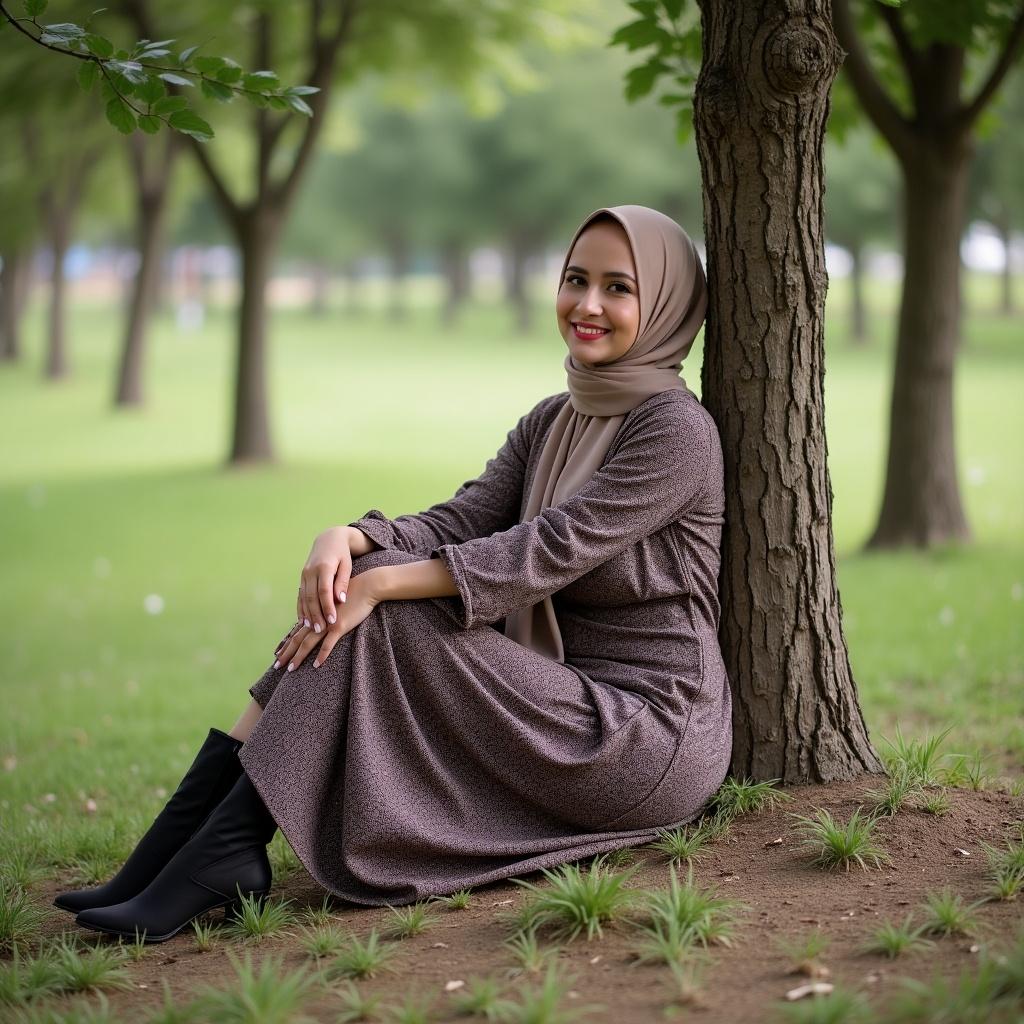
xmin=572 ymin=322 xmax=610 ymax=339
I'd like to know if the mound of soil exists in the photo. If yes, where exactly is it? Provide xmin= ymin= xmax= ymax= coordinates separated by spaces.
xmin=27 ymin=775 xmax=1024 ymax=1022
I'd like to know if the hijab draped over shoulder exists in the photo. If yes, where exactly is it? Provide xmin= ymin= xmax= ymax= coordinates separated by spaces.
xmin=502 ymin=204 xmax=708 ymax=663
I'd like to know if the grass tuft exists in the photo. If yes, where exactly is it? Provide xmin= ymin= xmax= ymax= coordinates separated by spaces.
xmin=510 ymin=853 xmax=642 ymax=942
xmin=191 ymin=948 xmax=317 ymax=1024
xmin=224 ymin=891 xmax=297 ymax=942
xmin=382 ymin=901 xmax=438 ymax=939
xmin=788 ymin=806 xmax=891 ymax=872
xmin=321 ymin=928 xmax=399 ymax=981
xmin=858 ymin=914 xmax=935 ymax=958
xmin=0 ymin=879 xmax=47 ymax=953
xmin=709 ymin=776 xmax=791 ymax=819
xmin=917 ymin=886 xmax=986 ymax=938
xmin=449 ymin=974 xmax=518 ymax=1020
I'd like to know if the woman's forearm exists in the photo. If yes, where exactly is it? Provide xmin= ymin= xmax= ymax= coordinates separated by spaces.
xmin=370 ymin=557 xmax=459 ymax=602
xmin=345 ymin=526 xmax=379 ymax=557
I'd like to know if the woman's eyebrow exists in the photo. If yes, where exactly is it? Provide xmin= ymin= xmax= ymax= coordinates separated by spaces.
xmin=565 ymin=264 xmax=637 ymax=284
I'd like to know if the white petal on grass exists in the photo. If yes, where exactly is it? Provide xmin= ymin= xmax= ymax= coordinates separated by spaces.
xmin=144 ymin=593 xmax=166 ymax=615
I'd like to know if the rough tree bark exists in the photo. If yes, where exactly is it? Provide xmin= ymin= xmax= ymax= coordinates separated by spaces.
xmin=114 ymin=131 xmax=179 ymax=406
xmin=831 ymin=0 xmax=1024 ymax=548
xmin=694 ymin=0 xmax=884 ymax=783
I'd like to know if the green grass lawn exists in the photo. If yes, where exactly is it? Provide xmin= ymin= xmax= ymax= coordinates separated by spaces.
xmin=0 ymin=270 xmax=1021 ymax=865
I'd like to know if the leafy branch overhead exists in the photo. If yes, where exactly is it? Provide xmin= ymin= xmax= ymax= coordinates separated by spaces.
xmin=609 ymin=0 xmax=701 ymax=144
xmin=0 ymin=0 xmax=320 ymax=140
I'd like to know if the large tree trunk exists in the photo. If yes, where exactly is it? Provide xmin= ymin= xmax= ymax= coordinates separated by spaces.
xmin=866 ymin=142 xmax=972 ymax=548
xmin=848 ymin=242 xmax=867 ymax=344
xmin=0 ymin=248 xmax=30 ymax=362
xmin=231 ymin=211 xmax=281 ymax=463
xmin=695 ymin=0 xmax=884 ymax=782
xmin=115 ymin=133 xmax=177 ymax=406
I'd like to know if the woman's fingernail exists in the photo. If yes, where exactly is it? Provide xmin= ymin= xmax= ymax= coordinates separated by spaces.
xmin=328 ymin=614 xmax=336 ymax=624
xmin=313 ymin=660 xmax=319 ymax=668
xmin=273 ymin=660 xmax=280 ymax=669
xmin=340 ymin=592 xmax=347 ymax=603
xmin=314 ymin=623 xmax=321 ymax=634
xmin=287 ymin=662 xmax=294 ymax=672
xmin=303 ymin=618 xmax=310 ymax=628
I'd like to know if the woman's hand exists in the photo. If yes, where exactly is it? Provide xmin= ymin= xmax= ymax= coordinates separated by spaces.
xmin=296 ymin=526 xmax=356 ymax=635
xmin=274 ymin=569 xmax=384 ymax=672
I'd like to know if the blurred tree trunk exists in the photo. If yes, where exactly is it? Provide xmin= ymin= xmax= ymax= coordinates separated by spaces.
xmin=115 ymin=131 xmax=179 ymax=406
xmin=848 ymin=243 xmax=867 ymax=344
xmin=440 ymin=237 xmax=469 ymax=327
xmin=695 ymin=0 xmax=884 ymax=782
xmin=995 ymin=211 xmax=1014 ymax=315
xmin=0 ymin=248 xmax=31 ymax=362
xmin=308 ymin=265 xmax=330 ymax=317
xmin=385 ymin=231 xmax=410 ymax=322
xmin=505 ymin=231 xmax=535 ymax=332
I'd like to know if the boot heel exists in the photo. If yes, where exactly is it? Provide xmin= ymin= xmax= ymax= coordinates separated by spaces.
xmin=224 ymin=889 xmax=270 ymax=922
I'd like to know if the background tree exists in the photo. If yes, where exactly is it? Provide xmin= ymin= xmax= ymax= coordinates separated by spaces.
xmin=830 ymin=0 xmax=1024 ymax=549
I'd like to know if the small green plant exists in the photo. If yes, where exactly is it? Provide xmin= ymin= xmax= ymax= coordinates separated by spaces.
xmin=940 ymin=749 xmax=992 ymax=791
xmin=331 ymin=979 xmax=384 ymax=1022
xmin=858 ymin=914 xmax=934 ymax=958
xmin=191 ymin=949 xmax=317 ymax=1024
xmin=119 ymin=927 xmax=149 ymax=961
xmin=697 ymin=806 xmax=733 ymax=840
xmin=598 ymin=846 xmax=635 ymax=869
xmin=646 ymin=821 xmax=714 ymax=866
xmin=0 ymin=846 xmax=47 ymax=890
xmin=919 ymin=789 xmax=952 ymax=815
xmin=980 ymin=836 xmax=1024 ymax=902
xmin=302 ymin=893 xmax=338 ymax=926
xmin=224 ymin=891 xmax=297 ymax=942
xmin=878 ymin=723 xmax=954 ymax=787
xmin=774 ymin=929 xmax=831 ymax=975
xmin=710 ymin=776 xmax=791 ymax=818
xmin=449 ymin=974 xmax=518 ymax=1021
xmin=662 ymin=956 xmax=710 ymax=1011
xmin=503 ymin=926 xmax=561 ymax=976
xmin=510 ymin=853 xmax=642 ymax=942
xmin=788 ymin=806 xmax=891 ymax=872
xmin=190 ymin=917 xmax=220 ymax=953
xmin=50 ymin=935 xmax=133 ymax=994
xmin=0 ymin=942 xmax=64 ymax=1005
xmin=918 ymin=886 xmax=986 ymax=937
xmin=629 ymin=908 xmax=699 ymax=966
xmin=775 ymin=984 xmax=871 ymax=1023
xmin=499 ymin=961 xmax=601 ymax=1024
xmin=0 ymin=879 xmax=47 ymax=952
xmin=383 ymin=901 xmax=437 ymax=939
xmin=297 ymin=922 xmax=349 ymax=960
xmin=864 ymin=763 xmax=923 ymax=817
xmin=632 ymin=862 xmax=746 ymax=951
xmin=322 ymin=929 xmax=399 ymax=981
xmin=268 ymin=833 xmax=303 ymax=881
xmin=145 ymin=978 xmax=205 ymax=1023
xmin=14 ymin=990 xmax=123 ymax=1023
xmin=382 ymin=989 xmax=437 ymax=1023
xmin=432 ymin=888 xmax=473 ymax=910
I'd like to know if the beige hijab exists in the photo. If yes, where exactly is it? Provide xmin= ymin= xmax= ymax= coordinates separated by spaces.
xmin=502 ymin=205 xmax=708 ymax=663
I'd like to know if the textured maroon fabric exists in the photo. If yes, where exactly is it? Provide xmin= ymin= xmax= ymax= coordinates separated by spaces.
xmin=238 ymin=388 xmax=732 ymax=906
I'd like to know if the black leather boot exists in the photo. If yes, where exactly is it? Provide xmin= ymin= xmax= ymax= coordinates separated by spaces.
xmin=54 ymin=727 xmax=245 ymax=915
xmin=74 ymin=768 xmax=279 ymax=942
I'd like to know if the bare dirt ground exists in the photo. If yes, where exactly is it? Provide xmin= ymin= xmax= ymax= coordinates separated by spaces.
xmin=25 ymin=775 xmax=1024 ymax=1023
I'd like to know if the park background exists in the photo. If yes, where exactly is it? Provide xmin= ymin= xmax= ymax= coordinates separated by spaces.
xmin=0 ymin=0 xmax=1023 ymax=1020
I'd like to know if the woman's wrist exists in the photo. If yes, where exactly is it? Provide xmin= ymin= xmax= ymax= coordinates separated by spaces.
xmin=344 ymin=525 xmax=376 ymax=557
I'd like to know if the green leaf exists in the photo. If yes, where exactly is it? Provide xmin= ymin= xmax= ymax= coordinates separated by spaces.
xmin=40 ymin=21 xmax=85 ymax=44
xmin=662 ymin=0 xmax=685 ymax=19
xmin=23 ymin=0 xmax=48 ymax=16
xmin=135 ymin=74 xmax=165 ymax=104
xmin=108 ymin=59 xmax=147 ymax=84
xmin=158 ymin=72 xmax=193 ymax=87
xmin=610 ymin=18 xmax=664 ymax=51
xmin=268 ymin=95 xmax=290 ymax=110
xmin=243 ymin=70 xmax=279 ymax=91
xmin=83 ymin=32 xmax=113 ymax=58
xmin=77 ymin=59 xmax=99 ymax=92
xmin=283 ymin=85 xmax=319 ymax=96
xmin=215 ymin=65 xmax=242 ymax=84
xmin=200 ymin=78 xmax=233 ymax=102
xmin=152 ymin=95 xmax=187 ymax=115
xmin=285 ymin=94 xmax=313 ymax=116
xmin=193 ymin=54 xmax=225 ymax=75
xmin=178 ymin=44 xmax=199 ymax=65
xmin=137 ymin=114 xmax=161 ymax=134
xmin=138 ymin=47 xmax=171 ymax=59
xmin=168 ymin=108 xmax=213 ymax=141
xmin=105 ymin=96 xmax=136 ymax=134
xmin=245 ymin=91 xmax=270 ymax=108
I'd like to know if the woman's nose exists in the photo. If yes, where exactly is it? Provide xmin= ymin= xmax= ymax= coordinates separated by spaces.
xmin=576 ymin=287 xmax=603 ymax=317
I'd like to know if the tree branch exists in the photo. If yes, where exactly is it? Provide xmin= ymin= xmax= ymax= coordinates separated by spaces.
xmin=272 ymin=0 xmax=361 ymax=213
xmin=956 ymin=3 xmax=1024 ymax=131
xmin=874 ymin=0 xmax=924 ymax=111
xmin=830 ymin=0 xmax=914 ymax=162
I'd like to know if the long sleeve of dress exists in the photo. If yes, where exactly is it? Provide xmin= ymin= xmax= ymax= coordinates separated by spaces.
xmin=346 ymin=395 xmax=563 ymax=556
xmin=429 ymin=393 xmax=713 ymax=631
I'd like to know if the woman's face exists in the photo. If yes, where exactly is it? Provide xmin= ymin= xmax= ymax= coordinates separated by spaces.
xmin=556 ymin=219 xmax=641 ymax=367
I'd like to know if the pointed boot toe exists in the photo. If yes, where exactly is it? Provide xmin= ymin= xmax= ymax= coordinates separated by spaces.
xmin=74 ymin=769 xmax=278 ymax=943
xmin=54 ymin=727 xmax=244 ymax=915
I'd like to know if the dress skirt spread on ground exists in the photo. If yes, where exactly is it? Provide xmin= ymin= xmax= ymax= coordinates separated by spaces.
xmin=237 ymin=388 xmax=733 ymax=906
